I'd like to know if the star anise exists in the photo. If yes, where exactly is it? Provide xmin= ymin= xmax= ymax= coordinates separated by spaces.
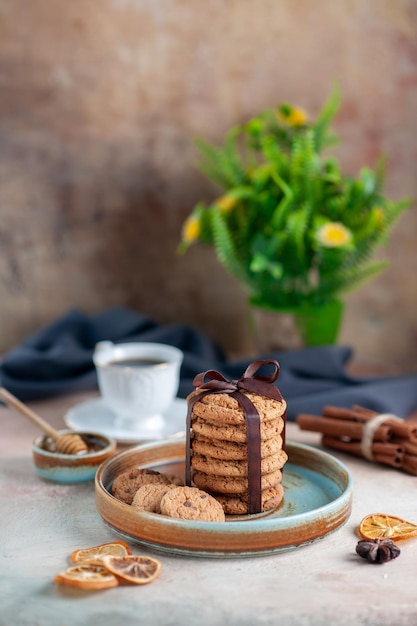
xmin=356 ymin=538 xmax=401 ymax=564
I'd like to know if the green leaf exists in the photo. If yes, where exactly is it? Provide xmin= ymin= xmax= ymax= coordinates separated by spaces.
xmin=312 ymin=84 xmax=341 ymax=152
xmin=194 ymin=127 xmax=246 ymax=189
xmin=319 ymin=260 xmax=388 ymax=297
xmin=270 ymin=193 xmax=294 ymax=230
xmin=209 ymin=209 xmax=251 ymax=288
xmin=270 ymin=172 xmax=293 ymax=201
xmin=286 ymin=205 xmax=311 ymax=269
xmin=250 ymin=253 xmax=283 ymax=279
xmin=374 ymin=155 xmax=386 ymax=192
xmin=359 ymin=168 xmax=377 ymax=195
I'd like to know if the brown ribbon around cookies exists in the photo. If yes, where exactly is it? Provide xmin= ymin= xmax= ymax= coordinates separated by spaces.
xmin=186 ymin=359 xmax=284 ymax=514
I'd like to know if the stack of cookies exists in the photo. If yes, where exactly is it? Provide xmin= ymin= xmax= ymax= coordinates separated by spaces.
xmin=187 ymin=389 xmax=287 ymax=515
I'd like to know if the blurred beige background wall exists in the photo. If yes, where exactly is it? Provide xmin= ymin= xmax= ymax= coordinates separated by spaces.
xmin=0 ymin=0 xmax=416 ymax=372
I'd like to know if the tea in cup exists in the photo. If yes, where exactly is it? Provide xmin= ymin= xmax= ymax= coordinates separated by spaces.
xmin=93 ymin=341 xmax=183 ymax=435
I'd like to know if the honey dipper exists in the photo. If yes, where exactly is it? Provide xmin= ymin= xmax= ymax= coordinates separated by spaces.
xmin=0 ymin=387 xmax=88 ymax=455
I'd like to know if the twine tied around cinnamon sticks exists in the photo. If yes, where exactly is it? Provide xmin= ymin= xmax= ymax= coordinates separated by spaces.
xmin=296 ymin=405 xmax=417 ymax=475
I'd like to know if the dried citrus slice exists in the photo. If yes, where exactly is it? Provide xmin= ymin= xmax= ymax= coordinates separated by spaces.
xmin=358 ymin=513 xmax=417 ymax=541
xmin=101 ymin=555 xmax=162 ymax=585
xmin=70 ymin=541 xmax=132 ymax=564
xmin=54 ymin=564 xmax=119 ymax=590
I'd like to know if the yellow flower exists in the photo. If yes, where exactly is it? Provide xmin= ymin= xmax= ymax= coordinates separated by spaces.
xmin=278 ymin=105 xmax=308 ymax=127
xmin=215 ymin=195 xmax=238 ymax=213
xmin=182 ymin=215 xmax=201 ymax=244
xmin=373 ymin=206 xmax=385 ymax=226
xmin=317 ymin=222 xmax=352 ymax=248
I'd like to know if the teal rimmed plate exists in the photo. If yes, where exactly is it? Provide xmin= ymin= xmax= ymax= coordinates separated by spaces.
xmin=95 ymin=438 xmax=352 ymax=558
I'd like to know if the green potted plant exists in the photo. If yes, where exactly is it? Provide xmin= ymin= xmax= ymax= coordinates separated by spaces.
xmin=179 ymin=88 xmax=410 ymax=347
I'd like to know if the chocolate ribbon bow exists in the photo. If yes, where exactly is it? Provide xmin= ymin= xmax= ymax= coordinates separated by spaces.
xmin=192 ymin=359 xmax=283 ymax=400
xmin=185 ymin=360 xmax=285 ymax=514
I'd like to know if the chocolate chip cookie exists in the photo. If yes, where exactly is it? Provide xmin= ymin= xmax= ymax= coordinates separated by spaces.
xmin=111 ymin=468 xmax=183 ymax=505
xmin=214 ymin=484 xmax=284 ymax=515
xmin=131 ymin=483 xmax=177 ymax=513
xmin=191 ymin=416 xmax=284 ymax=443
xmin=192 ymin=468 xmax=282 ymax=494
xmin=191 ymin=433 xmax=284 ymax=461
xmin=160 ymin=486 xmax=226 ymax=522
xmin=188 ymin=390 xmax=286 ymax=425
xmin=191 ymin=449 xmax=288 ymax=477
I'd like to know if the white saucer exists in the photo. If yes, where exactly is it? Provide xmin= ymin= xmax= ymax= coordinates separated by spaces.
xmin=64 ymin=397 xmax=187 ymax=444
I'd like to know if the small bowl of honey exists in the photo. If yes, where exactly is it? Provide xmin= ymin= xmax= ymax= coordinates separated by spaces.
xmin=32 ymin=430 xmax=117 ymax=483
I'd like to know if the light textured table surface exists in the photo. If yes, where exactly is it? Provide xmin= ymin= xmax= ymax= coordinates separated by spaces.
xmin=1 ymin=390 xmax=417 ymax=626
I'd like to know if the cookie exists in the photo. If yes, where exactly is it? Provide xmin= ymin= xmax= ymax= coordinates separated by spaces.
xmin=188 ymin=390 xmax=286 ymax=426
xmin=131 ymin=483 xmax=177 ymax=513
xmin=160 ymin=486 xmax=226 ymax=522
xmin=192 ymin=468 xmax=282 ymax=494
xmin=214 ymin=484 xmax=284 ymax=515
xmin=111 ymin=468 xmax=184 ymax=505
xmin=191 ymin=449 xmax=288 ymax=477
xmin=191 ymin=416 xmax=284 ymax=443
xmin=191 ymin=433 xmax=284 ymax=461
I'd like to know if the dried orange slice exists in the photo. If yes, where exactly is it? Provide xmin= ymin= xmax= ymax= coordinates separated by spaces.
xmin=70 ymin=541 xmax=132 ymax=564
xmin=101 ymin=555 xmax=162 ymax=585
xmin=54 ymin=564 xmax=119 ymax=590
xmin=358 ymin=513 xmax=417 ymax=541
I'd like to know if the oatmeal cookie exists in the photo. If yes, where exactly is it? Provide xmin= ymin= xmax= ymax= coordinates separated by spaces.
xmin=191 ymin=449 xmax=288 ymax=477
xmin=188 ymin=390 xmax=286 ymax=426
xmin=214 ymin=483 xmax=284 ymax=515
xmin=191 ymin=433 xmax=284 ymax=461
xmin=111 ymin=468 xmax=183 ymax=505
xmin=192 ymin=468 xmax=282 ymax=495
xmin=160 ymin=486 xmax=225 ymax=522
xmin=191 ymin=416 xmax=284 ymax=443
xmin=131 ymin=483 xmax=177 ymax=513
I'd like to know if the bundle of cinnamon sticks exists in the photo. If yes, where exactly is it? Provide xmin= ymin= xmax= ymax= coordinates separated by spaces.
xmin=296 ymin=405 xmax=417 ymax=475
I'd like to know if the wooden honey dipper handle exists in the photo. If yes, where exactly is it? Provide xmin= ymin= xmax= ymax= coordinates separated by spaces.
xmin=0 ymin=387 xmax=61 ymax=438
xmin=0 ymin=387 xmax=88 ymax=454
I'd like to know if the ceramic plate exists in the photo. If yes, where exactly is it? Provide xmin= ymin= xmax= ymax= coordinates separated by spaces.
xmin=65 ymin=397 xmax=187 ymax=444
xmin=95 ymin=438 xmax=353 ymax=558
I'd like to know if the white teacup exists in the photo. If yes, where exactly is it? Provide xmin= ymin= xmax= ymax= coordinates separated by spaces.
xmin=93 ymin=341 xmax=184 ymax=434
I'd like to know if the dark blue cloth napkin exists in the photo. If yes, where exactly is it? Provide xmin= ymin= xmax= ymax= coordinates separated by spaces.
xmin=1 ymin=307 xmax=416 ymax=420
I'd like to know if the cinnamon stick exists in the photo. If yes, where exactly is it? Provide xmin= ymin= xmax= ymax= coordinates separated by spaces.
xmin=323 ymin=406 xmax=373 ymax=422
xmin=373 ymin=453 xmax=405 ymax=469
xmin=322 ymin=436 xmax=404 ymax=468
xmin=402 ymin=456 xmax=417 ymax=475
xmin=404 ymin=441 xmax=417 ymax=456
xmin=352 ymin=405 xmax=378 ymax=418
xmin=296 ymin=413 xmax=393 ymax=442
xmin=389 ymin=422 xmax=417 ymax=439
xmin=323 ymin=405 xmax=417 ymax=438
xmin=322 ymin=436 xmax=404 ymax=457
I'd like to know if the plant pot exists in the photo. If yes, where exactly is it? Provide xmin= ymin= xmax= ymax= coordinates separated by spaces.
xmin=249 ymin=299 xmax=344 ymax=353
